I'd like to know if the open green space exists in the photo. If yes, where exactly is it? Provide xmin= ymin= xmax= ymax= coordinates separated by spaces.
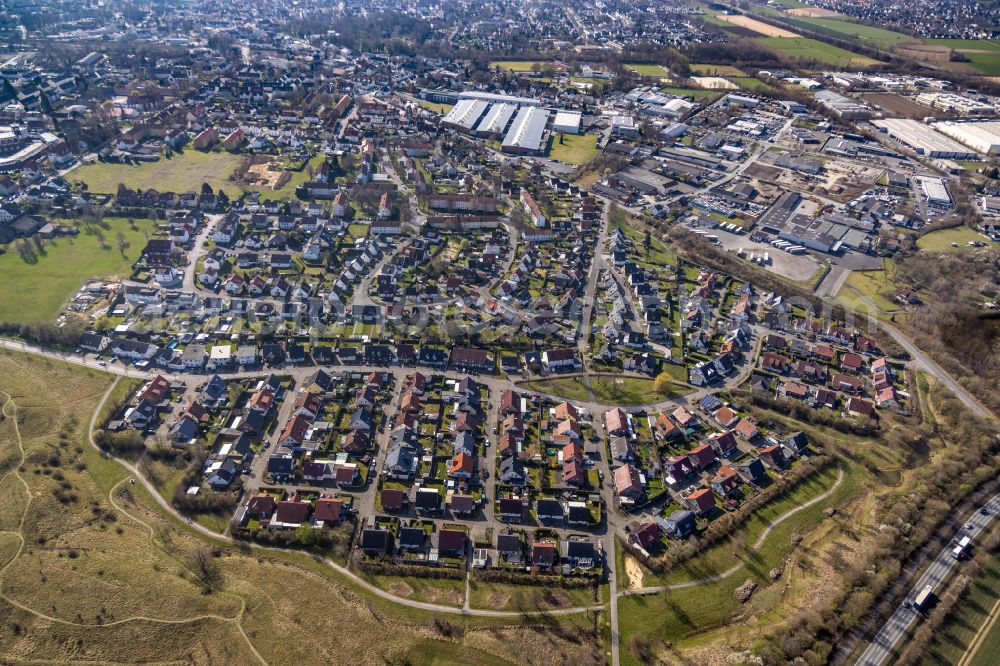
xmin=924 ymin=555 xmax=1000 ymax=665
xmin=917 ymin=226 xmax=988 ymax=251
xmin=769 ymin=14 xmax=914 ymax=48
xmin=72 ymin=149 xmax=246 ymax=196
xmin=836 ymin=260 xmax=900 ymax=315
xmin=620 ymin=462 xmax=860 ymax=658
xmin=0 ymin=217 xmax=156 ymax=323
xmin=625 ymin=63 xmax=671 ymax=77
xmin=690 ymin=63 xmax=745 ymax=76
xmin=490 ymin=60 xmax=549 ymax=71
xmin=926 ymin=39 xmax=1000 ymax=52
xmin=468 ymin=579 xmax=601 ymax=611
xmin=730 ymin=76 xmax=774 ymax=91
xmin=638 ymin=463 xmax=850 ymax=587
xmin=548 ymin=133 xmax=600 ymax=165
xmin=925 ymin=41 xmax=1000 ymax=75
xmin=418 ymin=100 xmax=454 ymax=114
xmin=661 ymin=86 xmax=724 ymax=100
xmin=519 ymin=375 xmax=688 ymax=405
xmin=361 ymin=573 xmax=466 ymax=607
xmin=755 ymin=36 xmax=882 ymax=66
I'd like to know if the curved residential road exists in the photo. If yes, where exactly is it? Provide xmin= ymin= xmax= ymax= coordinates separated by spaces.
xmin=624 ymin=466 xmax=845 ymax=595
xmin=842 ymin=286 xmax=995 ymax=422
xmin=86 ymin=378 xmax=605 ymax=620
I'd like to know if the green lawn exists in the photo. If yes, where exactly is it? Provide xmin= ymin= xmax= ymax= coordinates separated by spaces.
xmin=490 ymin=60 xmax=549 ymax=71
xmin=924 ymin=40 xmax=1000 ymax=75
xmin=690 ymin=64 xmax=745 ymax=76
xmin=548 ymin=133 xmax=600 ymax=165
xmin=418 ymin=100 xmax=454 ymax=114
xmin=926 ymin=39 xmax=1000 ymax=52
xmin=519 ymin=377 xmax=590 ymax=402
xmin=836 ymin=260 xmax=901 ymax=314
xmin=0 ymin=217 xmax=156 ymax=323
xmin=769 ymin=14 xmax=914 ymax=49
xmin=661 ymin=87 xmax=723 ymax=100
xmin=625 ymin=63 xmax=671 ymax=77
xmin=519 ymin=375 xmax=688 ymax=405
xmin=257 ymin=154 xmax=326 ymax=202
xmin=924 ymin=556 xmax=1000 ymax=665
xmin=620 ymin=463 xmax=861 ymax=658
xmin=917 ymin=226 xmax=988 ymax=251
xmin=730 ymin=76 xmax=774 ymax=91
xmin=755 ymin=37 xmax=882 ymax=66
xmin=640 ymin=463 xmax=850 ymax=587
xmin=72 ymin=149 xmax=246 ymax=196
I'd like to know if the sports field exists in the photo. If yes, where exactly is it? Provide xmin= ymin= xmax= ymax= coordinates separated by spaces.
xmin=72 ymin=150 xmax=245 ymax=196
xmin=0 ymin=217 xmax=156 ymax=323
xmin=755 ymin=36 xmax=882 ymax=66
xmin=625 ymin=63 xmax=670 ymax=77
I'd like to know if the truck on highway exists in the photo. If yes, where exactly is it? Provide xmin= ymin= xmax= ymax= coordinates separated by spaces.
xmin=952 ymin=535 xmax=971 ymax=560
xmin=913 ymin=585 xmax=934 ymax=611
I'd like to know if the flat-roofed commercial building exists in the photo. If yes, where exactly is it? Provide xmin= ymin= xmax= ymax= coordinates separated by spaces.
xmin=916 ymin=176 xmax=952 ymax=207
xmin=872 ymin=118 xmax=978 ymax=159
xmin=502 ymin=106 xmax=551 ymax=155
xmin=934 ymin=121 xmax=1000 ymax=156
xmin=442 ymin=99 xmax=489 ymax=133
xmin=475 ymin=103 xmax=517 ymax=138
xmin=552 ymin=110 xmax=582 ymax=135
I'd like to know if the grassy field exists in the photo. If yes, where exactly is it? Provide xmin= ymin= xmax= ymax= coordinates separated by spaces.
xmin=0 ymin=217 xmax=156 ymax=323
xmin=690 ymin=63 xmax=745 ymax=76
xmin=924 ymin=39 xmax=1000 ymax=75
xmin=730 ymin=76 xmax=774 ymax=91
xmin=770 ymin=14 xmax=914 ymax=48
xmin=257 ymin=154 xmax=325 ymax=202
xmin=619 ymin=461 xmax=862 ymax=661
xmin=917 ymin=226 xmax=987 ymax=251
xmin=72 ymin=149 xmax=245 ymax=196
xmin=924 ymin=555 xmax=1000 ymax=665
xmin=490 ymin=60 xmax=549 ymax=71
xmin=468 ymin=579 xmax=602 ymax=611
xmin=661 ymin=86 xmax=724 ymax=100
xmin=836 ymin=260 xmax=901 ymax=314
xmin=755 ymin=36 xmax=882 ymax=66
xmin=0 ymin=350 xmax=606 ymax=664
xmin=634 ymin=463 xmax=850 ymax=587
xmin=625 ymin=63 xmax=671 ymax=77
xmin=363 ymin=574 xmax=466 ymax=607
xmin=549 ymin=133 xmax=600 ymax=165
xmin=418 ymin=100 xmax=454 ymax=114
xmin=519 ymin=375 xmax=688 ymax=405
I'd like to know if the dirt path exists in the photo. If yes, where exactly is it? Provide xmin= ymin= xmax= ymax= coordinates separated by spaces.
xmin=959 ymin=594 xmax=1000 ymax=666
xmin=625 ymin=466 xmax=845 ymax=595
xmin=0 ymin=382 xmax=269 ymax=666
xmin=85 ymin=380 xmax=606 ymax=620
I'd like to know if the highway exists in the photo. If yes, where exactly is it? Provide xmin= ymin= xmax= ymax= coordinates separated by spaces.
xmin=855 ymin=492 xmax=1000 ymax=666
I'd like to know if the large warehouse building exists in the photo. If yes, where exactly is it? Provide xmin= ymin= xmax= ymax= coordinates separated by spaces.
xmin=475 ymin=103 xmax=517 ymax=139
xmin=934 ymin=121 xmax=1000 ymax=156
xmin=501 ymin=106 xmax=551 ymax=155
xmin=442 ymin=99 xmax=489 ymax=133
xmin=871 ymin=118 xmax=978 ymax=159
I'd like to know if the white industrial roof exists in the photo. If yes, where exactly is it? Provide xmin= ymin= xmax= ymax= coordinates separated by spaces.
xmin=502 ymin=106 xmax=550 ymax=151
